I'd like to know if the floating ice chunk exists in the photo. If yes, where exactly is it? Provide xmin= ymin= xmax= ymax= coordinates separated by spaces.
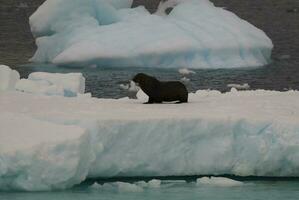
xmin=227 ymin=83 xmax=250 ymax=90
xmin=119 ymin=83 xmax=129 ymax=90
xmin=90 ymin=182 xmax=102 ymax=189
xmin=0 ymin=113 xmax=93 ymax=191
xmin=135 ymin=179 xmax=161 ymax=188
xmin=196 ymin=177 xmax=243 ymax=187
xmin=0 ymin=65 xmax=20 ymax=92
xmin=94 ymin=182 xmax=143 ymax=192
xmin=28 ymin=72 xmax=85 ymax=96
xmin=135 ymin=181 xmax=148 ymax=188
xmin=120 ymin=81 xmax=139 ymax=92
xmin=148 ymin=179 xmax=161 ymax=188
xmin=181 ymin=77 xmax=190 ymax=82
xmin=116 ymin=182 xmax=144 ymax=192
xmin=178 ymin=68 xmax=196 ymax=75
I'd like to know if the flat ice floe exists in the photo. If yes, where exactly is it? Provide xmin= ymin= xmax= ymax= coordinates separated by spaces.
xmin=1 ymin=67 xmax=299 ymax=191
xmin=29 ymin=0 xmax=272 ymax=68
xmin=1 ymin=87 xmax=299 ymax=191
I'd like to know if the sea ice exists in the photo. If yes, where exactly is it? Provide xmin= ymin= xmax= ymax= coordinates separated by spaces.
xmin=1 ymin=67 xmax=299 ymax=191
xmin=29 ymin=0 xmax=272 ymax=68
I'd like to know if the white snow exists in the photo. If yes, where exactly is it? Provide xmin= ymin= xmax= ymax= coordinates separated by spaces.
xmin=29 ymin=0 xmax=272 ymax=68
xmin=196 ymin=177 xmax=243 ymax=187
xmin=1 ymin=67 xmax=299 ymax=191
xmin=0 ymin=65 xmax=20 ymax=92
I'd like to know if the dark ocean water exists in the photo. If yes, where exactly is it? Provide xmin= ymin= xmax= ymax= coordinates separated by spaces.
xmin=1 ymin=0 xmax=298 ymax=98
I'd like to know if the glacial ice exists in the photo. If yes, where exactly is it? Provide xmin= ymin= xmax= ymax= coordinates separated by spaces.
xmin=29 ymin=0 xmax=272 ymax=68
xmin=1 ymin=67 xmax=299 ymax=191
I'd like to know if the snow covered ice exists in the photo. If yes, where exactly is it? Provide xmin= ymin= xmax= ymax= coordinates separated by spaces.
xmin=1 ymin=66 xmax=299 ymax=191
xmin=29 ymin=0 xmax=272 ymax=68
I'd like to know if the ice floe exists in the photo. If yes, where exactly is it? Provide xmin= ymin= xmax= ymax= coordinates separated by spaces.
xmin=1 ymin=66 xmax=299 ymax=191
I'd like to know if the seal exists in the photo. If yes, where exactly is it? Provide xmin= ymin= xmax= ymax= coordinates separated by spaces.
xmin=133 ymin=73 xmax=188 ymax=104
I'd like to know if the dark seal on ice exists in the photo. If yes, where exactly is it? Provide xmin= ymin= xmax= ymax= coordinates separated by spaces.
xmin=133 ymin=73 xmax=188 ymax=104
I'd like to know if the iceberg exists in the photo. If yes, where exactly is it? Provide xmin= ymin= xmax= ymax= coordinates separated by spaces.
xmin=29 ymin=0 xmax=273 ymax=68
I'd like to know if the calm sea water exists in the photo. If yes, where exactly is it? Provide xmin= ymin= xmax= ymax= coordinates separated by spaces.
xmin=16 ymin=59 xmax=299 ymax=99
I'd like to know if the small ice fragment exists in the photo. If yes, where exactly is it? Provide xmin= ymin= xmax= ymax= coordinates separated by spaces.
xmin=181 ymin=77 xmax=190 ymax=82
xmin=178 ymin=68 xmax=196 ymax=75
xmin=227 ymin=83 xmax=250 ymax=90
xmin=115 ymin=182 xmax=144 ymax=192
xmin=148 ymin=179 xmax=161 ymax=188
xmin=196 ymin=177 xmax=243 ymax=187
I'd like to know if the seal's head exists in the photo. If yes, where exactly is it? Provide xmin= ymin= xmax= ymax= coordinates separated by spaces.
xmin=132 ymin=73 xmax=158 ymax=87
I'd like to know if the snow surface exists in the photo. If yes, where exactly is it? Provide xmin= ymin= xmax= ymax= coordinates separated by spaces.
xmin=0 ymin=65 xmax=20 ymax=92
xmin=15 ymin=72 xmax=85 ymax=97
xmin=29 ymin=0 xmax=272 ymax=68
